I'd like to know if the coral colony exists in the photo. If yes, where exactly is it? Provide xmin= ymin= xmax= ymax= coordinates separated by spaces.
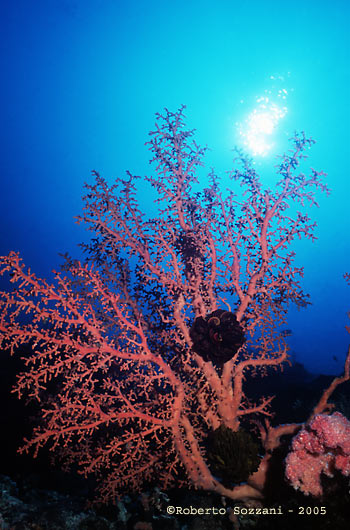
xmin=285 ymin=412 xmax=350 ymax=497
xmin=0 ymin=106 xmax=349 ymax=505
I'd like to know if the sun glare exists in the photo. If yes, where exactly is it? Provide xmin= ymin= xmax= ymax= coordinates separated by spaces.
xmin=237 ymin=78 xmax=290 ymax=157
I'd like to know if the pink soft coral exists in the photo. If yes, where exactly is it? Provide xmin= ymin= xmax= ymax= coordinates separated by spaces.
xmin=285 ymin=412 xmax=350 ymax=496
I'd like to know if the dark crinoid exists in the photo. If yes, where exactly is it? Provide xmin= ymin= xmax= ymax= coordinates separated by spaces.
xmin=175 ymin=229 xmax=204 ymax=276
xmin=206 ymin=425 xmax=261 ymax=487
xmin=189 ymin=309 xmax=245 ymax=365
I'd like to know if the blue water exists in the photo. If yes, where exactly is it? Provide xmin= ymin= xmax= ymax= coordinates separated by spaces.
xmin=1 ymin=0 xmax=349 ymax=374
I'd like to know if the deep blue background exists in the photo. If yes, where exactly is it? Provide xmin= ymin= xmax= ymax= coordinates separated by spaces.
xmin=1 ymin=0 xmax=349 ymax=374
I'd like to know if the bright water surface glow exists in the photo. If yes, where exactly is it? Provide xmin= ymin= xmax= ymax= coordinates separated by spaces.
xmin=238 ymin=81 xmax=289 ymax=157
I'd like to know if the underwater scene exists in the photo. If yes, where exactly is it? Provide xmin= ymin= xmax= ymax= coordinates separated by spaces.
xmin=1 ymin=1 xmax=349 ymax=529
